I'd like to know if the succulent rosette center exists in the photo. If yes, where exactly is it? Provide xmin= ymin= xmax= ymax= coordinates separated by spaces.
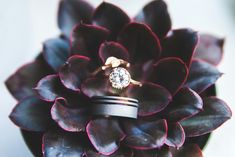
xmin=6 ymin=0 xmax=231 ymax=157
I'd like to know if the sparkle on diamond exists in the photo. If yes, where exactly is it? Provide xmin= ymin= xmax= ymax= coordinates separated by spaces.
xmin=109 ymin=67 xmax=131 ymax=89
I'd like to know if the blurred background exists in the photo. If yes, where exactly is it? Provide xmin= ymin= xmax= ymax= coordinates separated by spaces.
xmin=0 ymin=0 xmax=234 ymax=156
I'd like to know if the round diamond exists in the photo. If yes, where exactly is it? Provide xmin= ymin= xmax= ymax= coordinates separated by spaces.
xmin=109 ymin=67 xmax=131 ymax=89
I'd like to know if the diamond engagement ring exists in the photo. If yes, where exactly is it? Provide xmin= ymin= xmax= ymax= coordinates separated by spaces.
xmin=92 ymin=56 xmax=142 ymax=89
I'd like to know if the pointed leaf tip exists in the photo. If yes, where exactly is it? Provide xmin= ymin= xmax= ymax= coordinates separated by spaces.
xmin=194 ymin=34 xmax=224 ymax=65
xmin=43 ymin=38 xmax=70 ymax=71
xmin=180 ymin=97 xmax=232 ymax=137
xmin=9 ymin=96 xmax=52 ymax=131
xmin=86 ymin=118 xmax=125 ymax=155
xmin=58 ymin=0 xmax=94 ymax=38
xmin=185 ymin=59 xmax=222 ymax=93
xmin=92 ymin=2 xmax=130 ymax=39
xmin=135 ymin=0 xmax=171 ymax=38
xmin=51 ymin=97 xmax=90 ymax=132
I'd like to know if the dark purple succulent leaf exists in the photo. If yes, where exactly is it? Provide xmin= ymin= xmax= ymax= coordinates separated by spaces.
xmin=99 ymin=41 xmax=130 ymax=63
xmin=43 ymin=38 xmax=70 ymax=71
xmin=149 ymin=57 xmax=188 ymax=95
xmin=165 ymin=122 xmax=185 ymax=148
xmin=199 ymin=85 xmax=216 ymax=100
xmin=157 ymin=147 xmax=172 ymax=157
xmin=135 ymin=0 xmax=171 ymax=39
xmin=122 ymin=119 xmax=167 ymax=150
xmin=86 ymin=118 xmax=125 ymax=155
xmin=185 ymin=59 xmax=222 ymax=93
xmin=81 ymin=77 xmax=117 ymax=97
xmin=51 ymin=97 xmax=90 ymax=132
xmin=21 ymin=129 xmax=44 ymax=157
xmin=92 ymin=2 xmax=130 ymax=40
xmin=5 ymin=60 xmax=51 ymax=100
xmin=35 ymin=74 xmax=67 ymax=101
xmin=35 ymin=52 xmax=56 ymax=69
xmin=124 ymin=82 xmax=171 ymax=116
xmin=71 ymin=23 xmax=109 ymax=62
xmin=117 ymin=22 xmax=161 ymax=64
xmin=43 ymin=130 xmax=86 ymax=157
xmin=9 ymin=96 xmax=52 ymax=131
xmin=180 ymin=97 xmax=232 ymax=137
xmin=85 ymin=147 xmax=133 ymax=157
xmin=162 ymin=87 xmax=203 ymax=122
xmin=184 ymin=133 xmax=210 ymax=150
xmin=35 ymin=74 xmax=81 ymax=105
xmin=129 ymin=60 xmax=154 ymax=82
xmin=184 ymin=85 xmax=215 ymax=148
xmin=58 ymin=0 xmax=94 ymax=38
xmin=133 ymin=150 xmax=157 ymax=157
xmin=134 ymin=147 xmax=172 ymax=157
xmin=161 ymin=29 xmax=199 ymax=67
xmin=193 ymin=34 xmax=224 ymax=65
xmin=170 ymin=144 xmax=203 ymax=157
xmin=59 ymin=55 xmax=91 ymax=91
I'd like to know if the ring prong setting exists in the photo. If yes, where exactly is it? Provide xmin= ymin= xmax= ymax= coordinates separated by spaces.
xmin=93 ymin=56 xmax=142 ymax=89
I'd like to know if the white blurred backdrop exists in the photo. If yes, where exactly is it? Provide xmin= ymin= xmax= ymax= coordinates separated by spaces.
xmin=0 ymin=0 xmax=234 ymax=156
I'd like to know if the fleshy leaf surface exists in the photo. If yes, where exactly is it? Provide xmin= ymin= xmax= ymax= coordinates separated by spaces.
xmin=51 ymin=98 xmax=90 ymax=132
xmin=21 ymin=130 xmax=44 ymax=157
xmin=58 ymin=0 xmax=94 ymax=38
xmin=43 ymin=130 xmax=85 ymax=157
xmin=9 ymin=96 xmax=52 ymax=131
xmin=128 ymin=60 xmax=154 ymax=82
xmin=163 ymin=87 xmax=203 ymax=122
xmin=193 ymin=34 xmax=224 ymax=65
xmin=99 ymin=42 xmax=129 ymax=63
xmin=86 ymin=118 xmax=125 ymax=155
xmin=123 ymin=119 xmax=167 ymax=150
xmin=118 ymin=22 xmax=161 ymax=64
xmin=135 ymin=0 xmax=171 ymax=38
xmin=171 ymin=144 xmax=203 ymax=157
xmin=185 ymin=59 xmax=222 ymax=93
xmin=180 ymin=97 xmax=232 ymax=137
xmin=92 ymin=2 xmax=130 ymax=40
xmin=35 ymin=74 xmax=80 ymax=104
xmin=85 ymin=147 xmax=133 ymax=157
xmin=161 ymin=29 xmax=198 ymax=66
xmin=59 ymin=55 xmax=91 ymax=91
xmin=71 ymin=23 xmax=109 ymax=61
xmin=81 ymin=77 xmax=113 ymax=97
xmin=165 ymin=122 xmax=185 ymax=148
xmin=134 ymin=147 xmax=172 ymax=157
xmin=149 ymin=57 xmax=188 ymax=95
xmin=124 ymin=82 xmax=171 ymax=116
xmin=5 ymin=60 xmax=51 ymax=100
xmin=43 ymin=38 xmax=70 ymax=71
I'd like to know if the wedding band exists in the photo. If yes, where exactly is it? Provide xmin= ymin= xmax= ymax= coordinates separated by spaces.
xmin=92 ymin=95 xmax=138 ymax=103
xmin=91 ymin=96 xmax=139 ymax=119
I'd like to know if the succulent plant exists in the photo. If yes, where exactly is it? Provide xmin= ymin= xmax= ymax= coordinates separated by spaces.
xmin=6 ymin=0 xmax=231 ymax=157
